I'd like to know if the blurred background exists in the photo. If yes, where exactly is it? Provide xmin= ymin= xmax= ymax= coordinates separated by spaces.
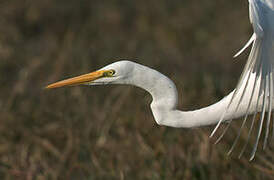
xmin=0 ymin=0 xmax=273 ymax=179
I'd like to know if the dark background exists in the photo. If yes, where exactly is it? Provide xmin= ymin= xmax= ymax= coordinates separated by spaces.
xmin=0 ymin=0 xmax=273 ymax=179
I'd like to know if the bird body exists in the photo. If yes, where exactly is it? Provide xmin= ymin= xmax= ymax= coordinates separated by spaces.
xmin=46 ymin=0 xmax=274 ymax=160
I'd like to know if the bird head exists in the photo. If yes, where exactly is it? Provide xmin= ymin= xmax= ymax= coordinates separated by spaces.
xmin=45 ymin=60 xmax=135 ymax=89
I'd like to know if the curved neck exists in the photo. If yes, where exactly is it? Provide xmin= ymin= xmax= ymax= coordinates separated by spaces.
xmin=128 ymin=63 xmax=264 ymax=128
xmin=130 ymin=63 xmax=178 ymax=110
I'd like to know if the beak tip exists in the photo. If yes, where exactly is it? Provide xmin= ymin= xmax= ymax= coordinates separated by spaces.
xmin=45 ymin=84 xmax=55 ymax=89
xmin=44 ymin=85 xmax=50 ymax=89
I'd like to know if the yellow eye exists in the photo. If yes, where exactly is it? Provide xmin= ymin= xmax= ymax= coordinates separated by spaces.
xmin=103 ymin=70 xmax=115 ymax=77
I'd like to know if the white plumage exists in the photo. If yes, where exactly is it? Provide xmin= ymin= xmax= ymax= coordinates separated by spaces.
xmin=46 ymin=0 xmax=274 ymax=160
xmin=211 ymin=0 xmax=274 ymax=160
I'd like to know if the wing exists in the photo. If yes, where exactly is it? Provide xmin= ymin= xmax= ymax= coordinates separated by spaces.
xmin=234 ymin=0 xmax=265 ymax=57
xmin=211 ymin=0 xmax=274 ymax=160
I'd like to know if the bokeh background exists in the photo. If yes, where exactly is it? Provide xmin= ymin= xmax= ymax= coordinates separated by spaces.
xmin=0 ymin=0 xmax=274 ymax=179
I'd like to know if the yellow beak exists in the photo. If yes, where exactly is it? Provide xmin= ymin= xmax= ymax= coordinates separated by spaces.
xmin=45 ymin=70 xmax=107 ymax=89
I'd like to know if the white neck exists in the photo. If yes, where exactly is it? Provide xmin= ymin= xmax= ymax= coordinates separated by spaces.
xmin=128 ymin=63 xmax=266 ymax=128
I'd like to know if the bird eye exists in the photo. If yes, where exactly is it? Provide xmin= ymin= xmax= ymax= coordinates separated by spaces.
xmin=104 ymin=70 xmax=115 ymax=77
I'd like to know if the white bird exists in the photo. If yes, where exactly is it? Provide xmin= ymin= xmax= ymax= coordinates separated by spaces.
xmin=46 ymin=0 xmax=274 ymax=160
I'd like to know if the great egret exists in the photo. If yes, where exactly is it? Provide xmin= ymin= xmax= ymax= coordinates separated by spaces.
xmin=46 ymin=0 xmax=274 ymax=160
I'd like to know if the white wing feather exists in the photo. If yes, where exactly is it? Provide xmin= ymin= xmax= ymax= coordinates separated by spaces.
xmin=212 ymin=0 xmax=274 ymax=160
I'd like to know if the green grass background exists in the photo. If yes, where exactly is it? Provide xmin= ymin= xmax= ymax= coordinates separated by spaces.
xmin=0 ymin=0 xmax=273 ymax=179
